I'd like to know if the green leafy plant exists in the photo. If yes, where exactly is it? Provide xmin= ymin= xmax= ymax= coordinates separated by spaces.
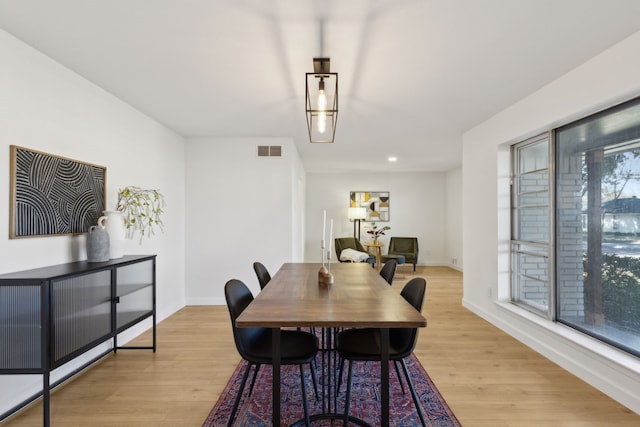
xmin=116 ymin=186 xmax=165 ymax=242
xmin=366 ymin=222 xmax=390 ymax=240
xmin=598 ymin=253 xmax=640 ymax=327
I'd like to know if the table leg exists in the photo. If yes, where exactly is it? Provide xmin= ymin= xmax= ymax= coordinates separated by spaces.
xmin=272 ymin=328 xmax=281 ymax=426
xmin=381 ymin=328 xmax=389 ymax=427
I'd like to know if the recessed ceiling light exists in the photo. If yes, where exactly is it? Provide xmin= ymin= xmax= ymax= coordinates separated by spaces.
xmin=388 ymin=156 xmax=397 ymax=162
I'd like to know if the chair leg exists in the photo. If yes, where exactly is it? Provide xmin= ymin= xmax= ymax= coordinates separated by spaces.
xmin=299 ymin=364 xmax=311 ymax=427
xmin=336 ymin=357 xmax=345 ymax=394
xmin=248 ymin=363 xmax=260 ymax=396
xmin=309 ymin=361 xmax=319 ymax=401
xmin=343 ymin=361 xmax=354 ymax=426
xmin=394 ymin=360 xmax=406 ymax=394
xmin=228 ymin=361 xmax=252 ymax=427
xmin=400 ymin=358 xmax=426 ymax=427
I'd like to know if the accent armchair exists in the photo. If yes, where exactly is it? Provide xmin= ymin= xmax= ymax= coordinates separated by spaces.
xmin=382 ymin=237 xmax=419 ymax=271
xmin=334 ymin=237 xmax=376 ymax=267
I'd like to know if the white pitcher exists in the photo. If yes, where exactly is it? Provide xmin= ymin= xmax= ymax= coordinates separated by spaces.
xmin=98 ymin=211 xmax=126 ymax=259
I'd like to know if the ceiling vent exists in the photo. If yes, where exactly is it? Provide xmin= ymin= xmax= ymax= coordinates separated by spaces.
xmin=257 ymin=146 xmax=282 ymax=158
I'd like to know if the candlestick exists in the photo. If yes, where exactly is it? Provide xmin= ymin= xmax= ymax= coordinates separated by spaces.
xmin=328 ymin=219 xmax=333 ymax=260
xmin=321 ymin=209 xmax=327 ymax=265
xmin=322 ymin=210 xmax=326 ymax=247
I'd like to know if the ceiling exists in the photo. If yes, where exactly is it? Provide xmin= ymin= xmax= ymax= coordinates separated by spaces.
xmin=2 ymin=0 xmax=640 ymax=173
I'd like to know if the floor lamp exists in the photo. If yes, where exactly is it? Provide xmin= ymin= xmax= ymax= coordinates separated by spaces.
xmin=348 ymin=207 xmax=366 ymax=240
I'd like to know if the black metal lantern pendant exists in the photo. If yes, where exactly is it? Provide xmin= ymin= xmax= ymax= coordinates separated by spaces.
xmin=306 ymin=57 xmax=338 ymax=143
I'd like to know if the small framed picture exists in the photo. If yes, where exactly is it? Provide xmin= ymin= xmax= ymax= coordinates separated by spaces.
xmin=350 ymin=191 xmax=390 ymax=222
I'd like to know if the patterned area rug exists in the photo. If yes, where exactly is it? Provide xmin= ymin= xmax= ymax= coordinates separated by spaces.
xmin=203 ymin=353 xmax=460 ymax=426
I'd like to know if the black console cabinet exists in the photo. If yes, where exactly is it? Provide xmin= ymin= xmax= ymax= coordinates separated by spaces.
xmin=0 ymin=255 xmax=156 ymax=426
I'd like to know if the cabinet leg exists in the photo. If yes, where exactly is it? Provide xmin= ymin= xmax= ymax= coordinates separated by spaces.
xmin=43 ymin=372 xmax=50 ymax=427
xmin=153 ymin=313 xmax=157 ymax=352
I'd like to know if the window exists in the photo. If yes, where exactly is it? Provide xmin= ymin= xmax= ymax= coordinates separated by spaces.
xmin=556 ymin=98 xmax=640 ymax=355
xmin=512 ymin=97 xmax=640 ymax=357
xmin=511 ymin=135 xmax=551 ymax=317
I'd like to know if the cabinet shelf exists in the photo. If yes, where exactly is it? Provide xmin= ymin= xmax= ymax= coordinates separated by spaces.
xmin=117 ymin=310 xmax=153 ymax=331
xmin=117 ymin=282 xmax=153 ymax=298
xmin=0 ymin=255 xmax=156 ymax=427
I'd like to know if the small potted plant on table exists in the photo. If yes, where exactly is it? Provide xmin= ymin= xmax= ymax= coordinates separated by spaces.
xmin=366 ymin=223 xmax=390 ymax=244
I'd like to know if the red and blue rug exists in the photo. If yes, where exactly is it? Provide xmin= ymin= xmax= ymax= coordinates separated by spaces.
xmin=203 ymin=353 xmax=460 ymax=426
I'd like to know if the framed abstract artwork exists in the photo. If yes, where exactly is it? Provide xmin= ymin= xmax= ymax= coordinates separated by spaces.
xmin=9 ymin=146 xmax=106 ymax=238
xmin=350 ymin=191 xmax=390 ymax=222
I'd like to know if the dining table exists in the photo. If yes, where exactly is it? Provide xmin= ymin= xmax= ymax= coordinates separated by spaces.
xmin=235 ymin=262 xmax=427 ymax=427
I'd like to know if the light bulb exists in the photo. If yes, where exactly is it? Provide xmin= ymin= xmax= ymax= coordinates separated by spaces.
xmin=317 ymin=79 xmax=327 ymax=134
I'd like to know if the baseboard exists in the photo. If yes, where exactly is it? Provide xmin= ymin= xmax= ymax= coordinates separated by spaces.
xmin=186 ymin=296 xmax=225 ymax=306
xmin=462 ymin=298 xmax=640 ymax=415
xmin=157 ymin=300 xmax=185 ymax=323
xmin=412 ymin=261 xmax=463 ymax=271
xmin=443 ymin=262 xmax=463 ymax=272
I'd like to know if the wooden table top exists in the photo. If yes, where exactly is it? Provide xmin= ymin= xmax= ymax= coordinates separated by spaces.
xmin=236 ymin=262 xmax=427 ymax=329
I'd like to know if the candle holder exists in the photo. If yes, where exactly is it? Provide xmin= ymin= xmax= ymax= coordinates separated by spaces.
xmin=319 ymin=240 xmax=334 ymax=285
xmin=318 ymin=265 xmax=334 ymax=286
xmin=319 ymin=213 xmax=334 ymax=286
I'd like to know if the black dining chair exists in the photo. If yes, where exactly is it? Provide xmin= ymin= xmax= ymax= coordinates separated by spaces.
xmin=379 ymin=259 xmax=397 ymax=285
xmin=252 ymin=261 xmax=271 ymax=290
xmin=335 ymin=277 xmax=427 ymax=427
xmin=224 ymin=279 xmax=319 ymax=426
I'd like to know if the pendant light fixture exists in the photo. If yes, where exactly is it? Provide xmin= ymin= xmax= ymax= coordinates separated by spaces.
xmin=306 ymin=57 xmax=338 ymax=143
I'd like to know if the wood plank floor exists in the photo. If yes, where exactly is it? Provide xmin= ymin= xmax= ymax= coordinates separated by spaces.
xmin=2 ymin=266 xmax=638 ymax=426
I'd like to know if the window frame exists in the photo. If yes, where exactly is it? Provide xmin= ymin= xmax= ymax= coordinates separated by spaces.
xmin=510 ymin=132 xmax=555 ymax=319
xmin=510 ymin=95 xmax=640 ymax=358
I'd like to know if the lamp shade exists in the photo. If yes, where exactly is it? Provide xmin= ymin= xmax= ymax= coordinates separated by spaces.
xmin=348 ymin=207 xmax=366 ymax=221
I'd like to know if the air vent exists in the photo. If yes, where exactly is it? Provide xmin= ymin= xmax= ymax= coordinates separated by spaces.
xmin=257 ymin=146 xmax=282 ymax=157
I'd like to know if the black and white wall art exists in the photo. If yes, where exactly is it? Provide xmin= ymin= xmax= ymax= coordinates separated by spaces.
xmin=9 ymin=146 xmax=106 ymax=238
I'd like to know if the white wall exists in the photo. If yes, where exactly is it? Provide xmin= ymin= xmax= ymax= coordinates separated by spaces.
xmin=184 ymin=137 xmax=305 ymax=304
xmin=305 ymin=172 xmax=448 ymax=266
xmin=445 ymin=167 xmax=463 ymax=271
xmin=0 ymin=30 xmax=186 ymax=415
xmin=463 ymin=30 xmax=640 ymax=413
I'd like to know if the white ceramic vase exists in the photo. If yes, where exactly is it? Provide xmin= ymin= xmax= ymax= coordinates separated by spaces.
xmin=98 ymin=211 xmax=126 ymax=259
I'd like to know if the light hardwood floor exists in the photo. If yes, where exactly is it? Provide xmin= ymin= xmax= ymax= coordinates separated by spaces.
xmin=2 ymin=266 xmax=638 ymax=426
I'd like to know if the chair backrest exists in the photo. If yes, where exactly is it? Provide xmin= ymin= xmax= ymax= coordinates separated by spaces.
xmin=224 ymin=279 xmax=265 ymax=360
xmin=334 ymin=237 xmax=367 ymax=259
xmin=389 ymin=237 xmax=418 ymax=255
xmin=391 ymin=277 xmax=426 ymax=357
xmin=253 ymin=261 xmax=271 ymax=290
xmin=379 ymin=259 xmax=397 ymax=285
